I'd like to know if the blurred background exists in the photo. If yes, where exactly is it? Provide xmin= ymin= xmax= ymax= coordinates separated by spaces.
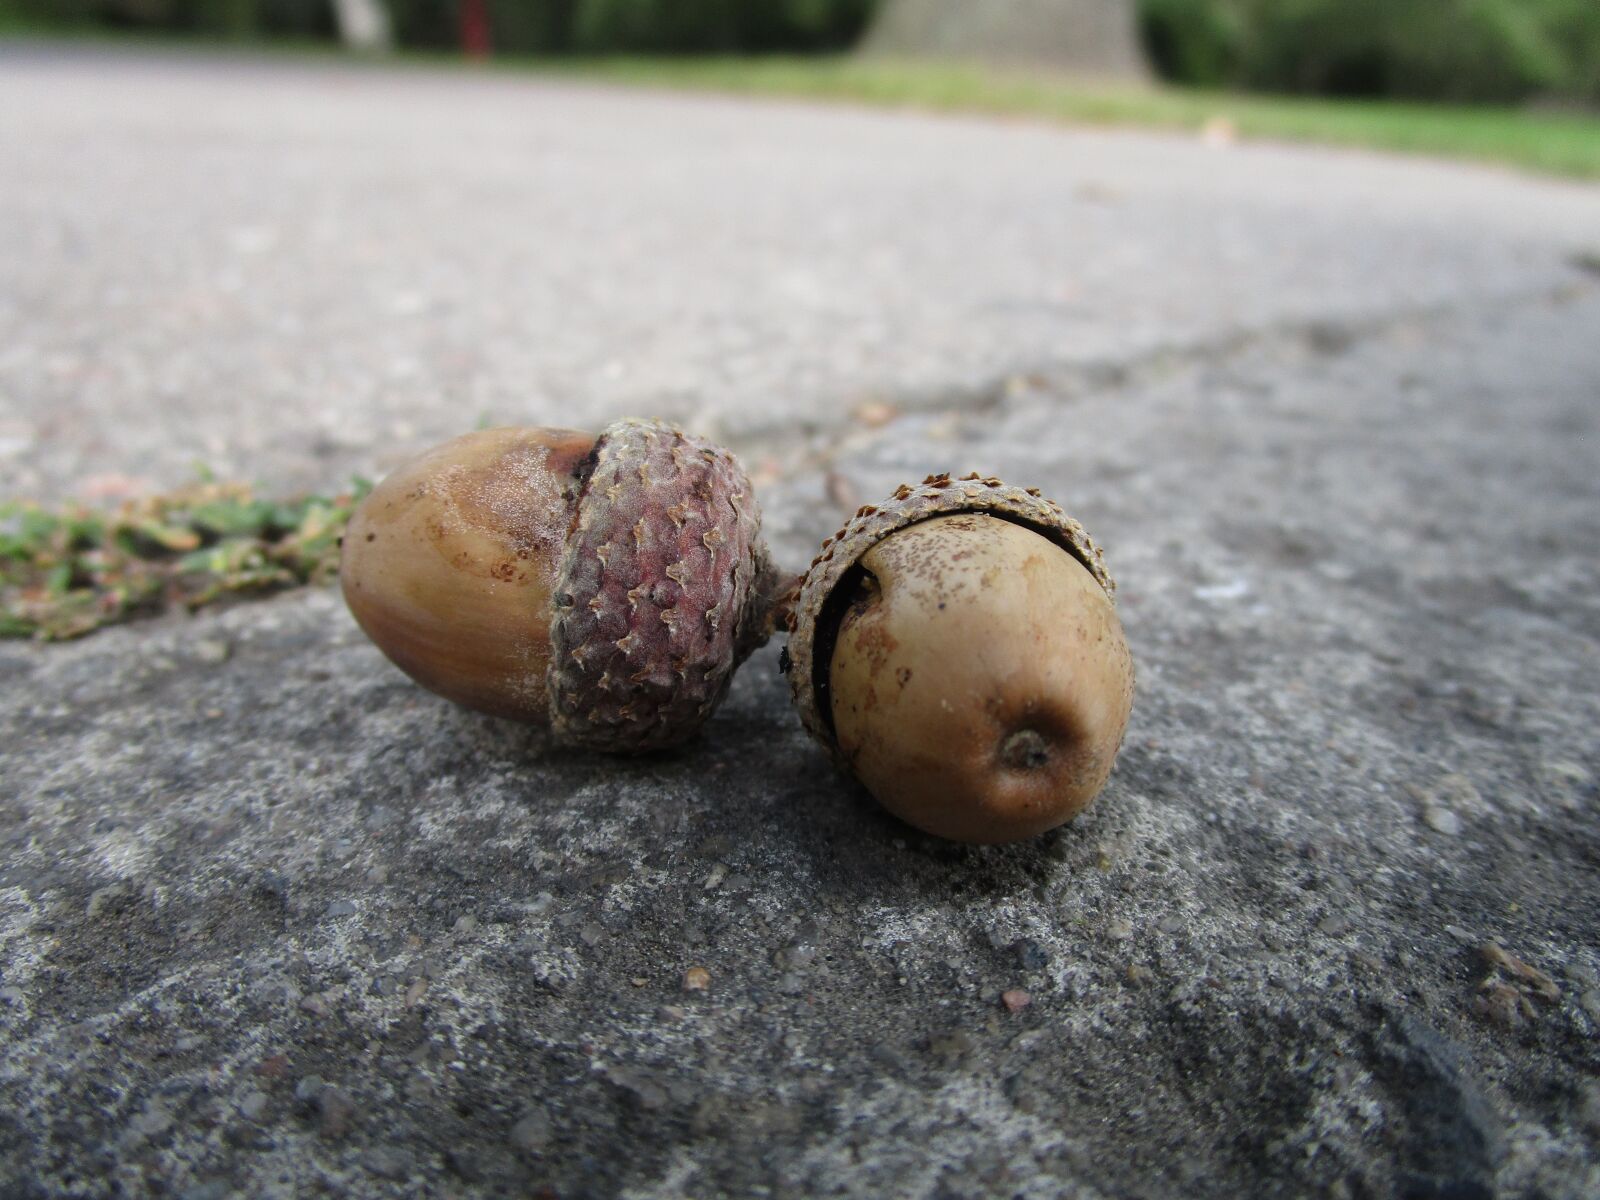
xmin=4 ymin=0 xmax=1599 ymax=109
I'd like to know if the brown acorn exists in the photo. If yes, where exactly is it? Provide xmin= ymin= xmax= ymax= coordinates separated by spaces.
xmin=340 ymin=418 xmax=785 ymax=752
xmin=786 ymin=474 xmax=1134 ymax=843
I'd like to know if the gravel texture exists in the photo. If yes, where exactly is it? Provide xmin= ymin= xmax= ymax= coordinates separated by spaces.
xmin=2 ymin=45 xmax=1599 ymax=1200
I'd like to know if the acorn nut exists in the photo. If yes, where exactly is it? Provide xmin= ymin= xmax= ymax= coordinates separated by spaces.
xmin=787 ymin=474 xmax=1134 ymax=843
xmin=340 ymin=419 xmax=784 ymax=752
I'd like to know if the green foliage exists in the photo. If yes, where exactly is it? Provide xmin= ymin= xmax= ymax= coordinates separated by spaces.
xmin=0 ymin=477 xmax=368 ymax=641
xmin=3 ymin=0 xmax=332 ymax=37
xmin=1140 ymin=0 xmax=1600 ymax=103
xmin=568 ymin=0 xmax=875 ymax=54
xmin=16 ymin=0 xmax=878 ymax=53
xmin=1139 ymin=0 xmax=1243 ymax=87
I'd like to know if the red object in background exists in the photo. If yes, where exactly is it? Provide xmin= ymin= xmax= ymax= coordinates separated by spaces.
xmin=460 ymin=0 xmax=492 ymax=60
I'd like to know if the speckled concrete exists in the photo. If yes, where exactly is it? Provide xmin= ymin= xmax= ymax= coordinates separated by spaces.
xmin=2 ymin=45 xmax=1599 ymax=1200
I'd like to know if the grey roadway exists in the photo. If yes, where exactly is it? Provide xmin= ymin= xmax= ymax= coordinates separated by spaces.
xmin=2 ymin=46 xmax=1599 ymax=1200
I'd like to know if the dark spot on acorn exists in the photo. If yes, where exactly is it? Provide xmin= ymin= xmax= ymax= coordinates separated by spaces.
xmin=999 ymin=729 xmax=1051 ymax=771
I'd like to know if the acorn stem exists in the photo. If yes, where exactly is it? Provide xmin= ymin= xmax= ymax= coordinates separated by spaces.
xmin=739 ymin=551 xmax=803 ymax=656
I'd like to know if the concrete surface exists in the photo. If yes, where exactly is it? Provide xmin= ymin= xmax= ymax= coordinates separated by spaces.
xmin=2 ymin=45 xmax=1599 ymax=1200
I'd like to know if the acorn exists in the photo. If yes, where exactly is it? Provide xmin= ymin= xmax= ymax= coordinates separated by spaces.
xmin=340 ymin=419 xmax=786 ymax=752
xmin=786 ymin=474 xmax=1134 ymax=843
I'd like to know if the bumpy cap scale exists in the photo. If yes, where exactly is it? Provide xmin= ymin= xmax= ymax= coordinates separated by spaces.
xmin=548 ymin=417 xmax=776 ymax=750
xmin=341 ymin=418 xmax=779 ymax=753
xmin=786 ymin=473 xmax=1132 ymax=843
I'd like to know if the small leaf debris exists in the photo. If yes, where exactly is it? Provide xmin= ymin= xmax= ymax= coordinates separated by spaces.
xmin=1474 ymin=940 xmax=1560 ymax=1026
xmin=0 ymin=476 xmax=370 ymax=641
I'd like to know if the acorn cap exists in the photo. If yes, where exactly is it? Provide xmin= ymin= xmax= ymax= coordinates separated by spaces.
xmin=785 ymin=472 xmax=1114 ymax=758
xmin=549 ymin=418 xmax=779 ymax=752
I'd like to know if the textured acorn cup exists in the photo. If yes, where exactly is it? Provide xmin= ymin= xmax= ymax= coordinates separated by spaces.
xmin=340 ymin=419 xmax=782 ymax=752
xmin=786 ymin=474 xmax=1134 ymax=843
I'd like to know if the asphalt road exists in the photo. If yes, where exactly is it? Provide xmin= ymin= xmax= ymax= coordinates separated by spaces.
xmin=2 ymin=45 xmax=1598 ymax=502
xmin=2 ymin=45 xmax=1599 ymax=1200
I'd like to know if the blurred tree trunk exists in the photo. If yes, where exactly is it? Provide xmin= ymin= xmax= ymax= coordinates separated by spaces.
xmin=863 ymin=0 xmax=1149 ymax=78
xmin=332 ymin=0 xmax=392 ymax=52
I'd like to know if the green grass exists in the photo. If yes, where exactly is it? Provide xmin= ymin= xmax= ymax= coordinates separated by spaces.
xmin=537 ymin=56 xmax=1600 ymax=180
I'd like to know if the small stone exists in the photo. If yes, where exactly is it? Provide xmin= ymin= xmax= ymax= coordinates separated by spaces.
xmin=1423 ymin=807 xmax=1461 ymax=836
xmin=683 ymin=967 xmax=711 ymax=992
xmin=1579 ymin=990 xmax=1600 ymax=1031
xmin=248 ymin=976 xmax=299 ymax=1006
xmin=1156 ymin=914 xmax=1184 ymax=935
xmin=508 ymin=1111 xmax=551 ymax=1155
xmin=773 ymin=943 xmax=817 ymax=970
xmin=237 ymin=1091 xmax=269 ymax=1122
xmin=364 ymin=1147 xmax=413 ymax=1180
xmin=193 ymin=638 xmax=231 ymax=665
xmin=615 ymin=1073 xmax=668 ymax=1111
xmin=1001 ymin=989 xmax=1032 ymax=1013
xmin=853 ymin=400 xmax=899 ymax=428
xmin=256 ymin=1054 xmax=289 ymax=1080
xmin=293 ymin=1075 xmax=325 ymax=1104
xmin=128 ymin=1102 xmax=172 ymax=1139
xmin=365 ymin=805 xmax=399 ymax=829
xmin=1013 ymin=939 xmax=1049 ymax=970
xmin=1537 ymin=759 xmax=1591 ymax=808
xmin=319 ymin=1086 xmax=356 ymax=1139
xmin=325 ymin=899 xmax=357 ymax=918
xmin=366 ymin=864 xmax=390 ymax=884
xmin=1431 ymin=772 xmax=1485 ymax=814
xmin=928 ymin=1030 xmax=974 ymax=1063
xmin=702 ymin=863 xmax=729 ymax=890
xmin=1104 ymin=919 xmax=1133 ymax=941
xmin=86 ymin=882 xmax=135 ymax=920
xmin=1126 ymin=964 xmax=1155 ymax=986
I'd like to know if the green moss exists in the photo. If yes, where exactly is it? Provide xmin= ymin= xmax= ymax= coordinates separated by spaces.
xmin=0 ymin=477 xmax=368 ymax=641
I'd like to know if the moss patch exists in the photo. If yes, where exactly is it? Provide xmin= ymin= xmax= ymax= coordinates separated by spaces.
xmin=0 ymin=476 xmax=369 ymax=640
